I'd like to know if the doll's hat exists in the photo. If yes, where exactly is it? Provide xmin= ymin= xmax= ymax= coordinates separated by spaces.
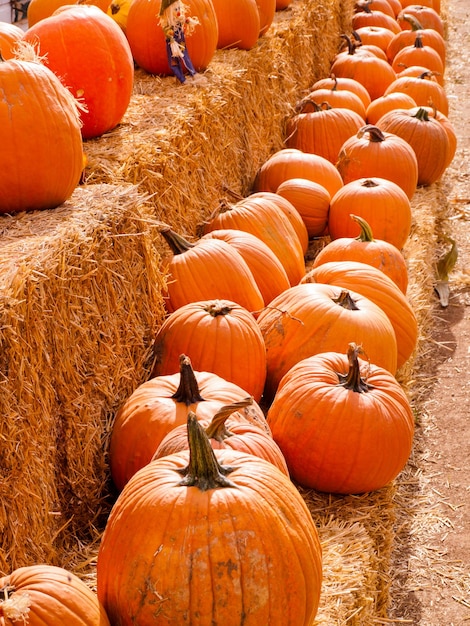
xmin=159 ymin=0 xmax=179 ymax=14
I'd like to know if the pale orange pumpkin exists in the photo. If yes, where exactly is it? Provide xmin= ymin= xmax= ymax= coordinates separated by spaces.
xmin=276 ymin=178 xmax=331 ymax=238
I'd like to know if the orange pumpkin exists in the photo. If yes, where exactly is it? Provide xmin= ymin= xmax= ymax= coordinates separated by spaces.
xmin=0 ymin=22 xmax=24 ymax=59
xmin=366 ymin=91 xmax=418 ymax=125
xmin=312 ymin=214 xmax=409 ymax=294
xmin=0 ymin=55 xmax=83 ymax=214
xmin=336 ymin=124 xmax=419 ymax=201
xmin=158 ymin=225 xmax=264 ymax=314
xmin=153 ymin=398 xmax=290 ymax=475
xmin=201 ymin=229 xmax=291 ymax=304
xmin=305 ymin=85 xmax=367 ymax=118
xmin=419 ymin=105 xmax=457 ymax=169
xmin=384 ymin=71 xmax=448 ymax=115
xmin=386 ymin=13 xmax=447 ymax=65
xmin=286 ymin=101 xmax=365 ymax=164
xmin=266 ymin=343 xmax=415 ymax=493
xmin=257 ymin=282 xmax=398 ymax=400
xmin=201 ymin=193 xmax=306 ymax=286
xmin=150 ymin=299 xmax=267 ymax=400
xmin=276 ymin=178 xmax=331 ymax=238
xmin=353 ymin=25 xmax=396 ymax=53
xmin=98 ymin=413 xmax=323 ymax=624
xmin=0 ymin=564 xmax=110 ymax=625
xmin=376 ymin=106 xmax=451 ymax=185
xmin=310 ymin=75 xmax=372 ymax=109
xmin=27 ymin=0 xmax=109 ymax=26
xmin=253 ymin=148 xmax=344 ymax=198
xmin=397 ymin=4 xmax=444 ymax=36
xmin=256 ymin=0 xmax=276 ymax=35
xmin=126 ymin=0 xmax=218 ymax=75
xmin=355 ymin=0 xmax=395 ymax=18
xmin=301 ymin=261 xmax=418 ymax=369
xmin=328 ymin=177 xmax=412 ymax=250
xmin=109 ymin=354 xmax=269 ymax=490
xmin=351 ymin=7 xmax=401 ymax=33
xmin=211 ymin=0 xmax=260 ymax=49
xmin=23 ymin=4 xmax=134 ymax=140
xmin=391 ymin=33 xmax=445 ymax=85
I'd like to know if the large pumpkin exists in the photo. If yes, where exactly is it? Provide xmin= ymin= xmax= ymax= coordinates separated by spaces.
xmin=257 ymin=282 xmax=398 ymax=401
xmin=0 ymin=54 xmax=83 ymax=214
xmin=27 ymin=0 xmax=109 ymax=26
xmin=98 ymin=413 xmax=323 ymax=624
xmin=23 ymin=4 xmax=134 ymax=140
xmin=266 ymin=343 xmax=415 ymax=493
xmin=150 ymin=299 xmax=267 ymax=401
xmin=336 ymin=124 xmax=419 ymax=200
xmin=0 ymin=564 xmax=110 ymax=625
xmin=211 ymin=0 xmax=260 ymax=49
xmin=109 ymin=355 xmax=268 ymax=490
xmin=126 ymin=0 xmax=218 ymax=74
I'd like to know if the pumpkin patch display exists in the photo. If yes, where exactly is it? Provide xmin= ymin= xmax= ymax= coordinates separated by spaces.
xmin=0 ymin=564 xmax=110 ymax=625
xmin=0 ymin=53 xmax=84 ymax=214
xmin=266 ymin=343 xmax=415 ymax=493
xmin=98 ymin=412 xmax=323 ymax=625
xmin=257 ymin=282 xmax=398 ymax=401
xmin=150 ymin=298 xmax=267 ymax=401
xmin=327 ymin=177 xmax=412 ymax=250
xmin=23 ymin=4 xmax=135 ymax=140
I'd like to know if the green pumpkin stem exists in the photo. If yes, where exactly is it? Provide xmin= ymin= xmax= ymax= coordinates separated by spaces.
xmin=159 ymin=225 xmax=195 ymax=255
xmin=414 ymin=107 xmax=431 ymax=122
xmin=171 ymin=354 xmax=205 ymax=405
xmin=338 ymin=343 xmax=374 ymax=393
xmin=177 ymin=411 xmax=237 ymax=490
xmin=358 ymin=125 xmax=386 ymax=143
xmin=205 ymin=397 xmax=254 ymax=442
xmin=350 ymin=214 xmax=376 ymax=242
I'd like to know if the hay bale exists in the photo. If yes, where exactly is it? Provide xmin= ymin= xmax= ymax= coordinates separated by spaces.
xmin=0 ymin=184 xmax=166 ymax=571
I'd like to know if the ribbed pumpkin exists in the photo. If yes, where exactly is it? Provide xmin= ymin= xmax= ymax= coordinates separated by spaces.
xmin=397 ymin=4 xmax=444 ymax=37
xmin=0 ymin=564 xmax=110 ymax=625
xmin=328 ymin=177 xmax=412 ymax=250
xmin=419 ymin=105 xmax=457 ymax=169
xmin=391 ymin=33 xmax=445 ymax=85
xmin=376 ymin=106 xmax=451 ymax=186
xmin=211 ymin=0 xmax=260 ymax=49
xmin=159 ymin=225 xmax=264 ymax=314
xmin=366 ymin=91 xmax=418 ymax=125
xmin=251 ymin=191 xmax=309 ymax=253
xmin=266 ymin=343 xmax=415 ymax=493
xmin=150 ymin=299 xmax=267 ymax=401
xmin=386 ymin=13 xmax=446 ymax=65
xmin=0 ymin=53 xmax=84 ymax=214
xmin=201 ymin=229 xmax=291 ymax=304
xmin=305 ymin=85 xmax=367 ymax=118
xmin=253 ymin=148 xmax=344 ymax=199
xmin=351 ymin=7 xmax=401 ymax=33
xmin=286 ymin=101 xmax=365 ymax=164
xmin=330 ymin=34 xmax=397 ymax=101
xmin=201 ymin=193 xmax=306 ymax=286
xmin=257 ymin=282 xmax=398 ymax=401
xmin=355 ymin=0 xmax=396 ymax=19
xmin=276 ymin=178 xmax=331 ymax=238
xmin=312 ymin=215 xmax=409 ymax=294
xmin=0 ymin=22 xmax=24 ymax=59
xmin=256 ymin=0 xmax=276 ymax=35
xmin=153 ymin=398 xmax=289 ymax=476
xmin=98 ymin=413 xmax=323 ymax=625
xmin=109 ymin=354 xmax=269 ymax=491
xmin=27 ymin=0 xmax=109 ymax=26
xmin=23 ymin=4 xmax=134 ymax=140
xmin=383 ymin=71 xmax=448 ymax=115
xmin=126 ymin=0 xmax=218 ymax=75
xmin=310 ymin=75 xmax=372 ymax=110
xmin=336 ymin=125 xmax=419 ymax=201
xmin=353 ymin=25 xmax=396 ymax=53
xmin=301 ymin=260 xmax=418 ymax=369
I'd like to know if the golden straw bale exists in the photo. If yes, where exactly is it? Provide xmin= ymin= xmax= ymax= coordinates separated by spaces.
xmin=0 ymin=184 xmax=166 ymax=571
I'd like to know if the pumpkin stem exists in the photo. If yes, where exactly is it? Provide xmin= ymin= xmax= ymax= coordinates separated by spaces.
xmin=340 ymin=33 xmax=358 ymax=55
xmin=350 ymin=214 xmax=376 ymax=242
xmin=332 ymin=289 xmax=360 ymax=311
xmin=357 ymin=124 xmax=386 ymax=142
xmin=414 ymin=107 xmax=431 ymax=122
xmin=205 ymin=397 xmax=254 ymax=441
xmin=337 ymin=343 xmax=374 ymax=393
xmin=171 ymin=354 xmax=205 ymax=405
xmin=203 ymin=300 xmax=234 ymax=317
xmin=413 ymin=32 xmax=424 ymax=48
xmin=401 ymin=13 xmax=424 ymax=31
xmin=361 ymin=178 xmax=380 ymax=189
xmin=159 ymin=225 xmax=195 ymax=255
xmin=177 ymin=411 xmax=237 ymax=490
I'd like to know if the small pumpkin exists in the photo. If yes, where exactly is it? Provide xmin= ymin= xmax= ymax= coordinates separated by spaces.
xmin=266 ymin=343 xmax=415 ymax=493
xmin=353 ymin=25 xmax=396 ymax=53
xmin=0 ymin=22 xmax=24 ymax=59
xmin=365 ymin=91 xmax=418 ymax=125
xmin=386 ymin=13 xmax=446 ymax=65
xmin=0 ymin=564 xmax=110 ymax=625
xmin=383 ymin=71 xmax=448 ymax=115
xmin=397 ymin=4 xmax=444 ymax=37
xmin=305 ymin=85 xmax=367 ymax=118
xmin=390 ymin=32 xmax=445 ymax=86
xmin=310 ymin=75 xmax=372 ymax=109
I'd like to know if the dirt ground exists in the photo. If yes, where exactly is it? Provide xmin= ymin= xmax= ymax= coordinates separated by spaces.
xmin=387 ymin=0 xmax=470 ymax=623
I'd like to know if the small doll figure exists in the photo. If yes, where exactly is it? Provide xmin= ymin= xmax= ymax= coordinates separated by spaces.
xmin=159 ymin=0 xmax=200 ymax=83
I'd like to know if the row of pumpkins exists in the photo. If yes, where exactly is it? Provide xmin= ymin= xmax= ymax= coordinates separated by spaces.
xmin=0 ymin=0 xmax=456 ymax=625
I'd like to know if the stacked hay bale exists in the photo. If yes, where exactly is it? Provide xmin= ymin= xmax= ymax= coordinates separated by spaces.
xmin=0 ymin=0 xmax=445 ymax=623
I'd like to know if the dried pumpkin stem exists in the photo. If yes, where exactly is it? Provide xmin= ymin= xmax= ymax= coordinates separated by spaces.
xmin=159 ymin=225 xmax=195 ymax=254
xmin=357 ymin=124 xmax=385 ymax=142
xmin=205 ymin=397 xmax=253 ymax=441
xmin=332 ymin=289 xmax=360 ymax=310
xmin=337 ymin=343 xmax=374 ymax=393
xmin=171 ymin=354 xmax=205 ymax=405
xmin=177 ymin=411 xmax=236 ymax=490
